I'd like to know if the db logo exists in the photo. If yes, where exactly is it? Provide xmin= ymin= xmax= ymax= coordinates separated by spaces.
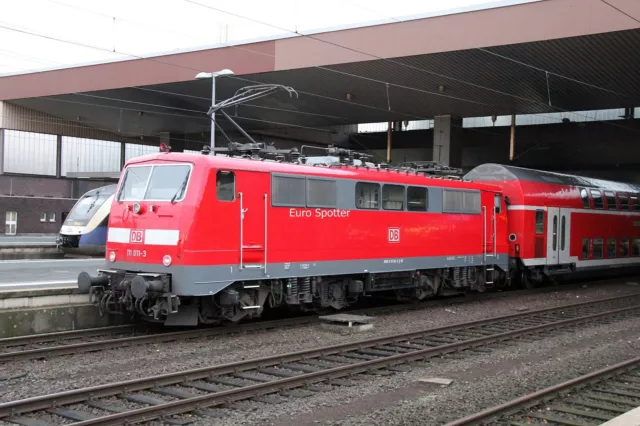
xmin=388 ymin=227 xmax=400 ymax=243
xmin=130 ymin=229 xmax=145 ymax=243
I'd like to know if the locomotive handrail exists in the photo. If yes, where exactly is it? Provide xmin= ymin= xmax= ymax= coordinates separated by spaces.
xmin=264 ymin=192 xmax=268 ymax=274
xmin=239 ymin=191 xmax=244 ymax=269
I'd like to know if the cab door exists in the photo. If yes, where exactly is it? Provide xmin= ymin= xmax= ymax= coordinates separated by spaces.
xmin=235 ymin=171 xmax=269 ymax=270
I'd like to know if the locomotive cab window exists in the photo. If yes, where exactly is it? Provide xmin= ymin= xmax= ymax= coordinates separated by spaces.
xmin=604 ymin=191 xmax=617 ymax=210
xmin=216 ymin=171 xmax=235 ymax=201
xmin=407 ymin=186 xmax=428 ymax=211
xmin=356 ymin=182 xmax=380 ymax=210
xmin=382 ymin=184 xmax=404 ymax=211
xmin=118 ymin=164 xmax=191 ymax=202
xmin=580 ymin=188 xmax=590 ymax=208
xmin=494 ymin=194 xmax=502 ymax=213
xmin=590 ymin=189 xmax=604 ymax=209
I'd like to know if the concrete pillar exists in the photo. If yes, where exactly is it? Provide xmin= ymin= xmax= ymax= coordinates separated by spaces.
xmin=0 ymin=129 xmax=4 ymax=175
xmin=120 ymin=142 xmax=126 ymax=168
xmin=55 ymin=135 xmax=62 ymax=178
xmin=432 ymin=115 xmax=463 ymax=167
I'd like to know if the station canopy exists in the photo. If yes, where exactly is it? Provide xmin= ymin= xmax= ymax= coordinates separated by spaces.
xmin=1 ymin=0 xmax=640 ymax=140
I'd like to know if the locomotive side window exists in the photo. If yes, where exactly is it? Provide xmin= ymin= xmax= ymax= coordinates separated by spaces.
xmin=407 ymin=186 xmax=428 ymax=211
xmin=621 ymin=238 xmax=630 ymax=257
xmin=443 ymin=190 xmax=480 ymax=214
xmin=581 ymin=238 xmax=590 ymax=260
xmin=631 ymin=195 xmax=640 ymax=211
xmin=618 ymin=193 xmax=630 ymax=211
xmin=590 ymin=189 xmax=604 ymax=209
xmin=580 ymin=188 xmax=590 ymax=208
xmin=535 ymin=210 xmax=544 ymax=235
xmin=216 ymin=171 xmax=235 ymax=201
xmin=307 ymin=178 xmax=337 ymax=207
xmin=633 ymin=239 xmax=640 ymax=257
xmin=355 ymin=182 xmax=380 ymax=210
xmin=604 ymin=191 xmax=617 ymax=210
xmin=607 ymin=238 xmax=617 ymax=258
xmin=272 ymin=175 xmax=306 ymax=206
xmin=382 ymin=185 xmax=404 ymax=211
xmin=592 ymin=238 xmax=603 ymax=259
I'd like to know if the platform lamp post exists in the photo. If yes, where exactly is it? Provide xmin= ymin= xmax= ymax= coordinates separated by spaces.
xmin=195 ymin=68 xmax=235 ymax=155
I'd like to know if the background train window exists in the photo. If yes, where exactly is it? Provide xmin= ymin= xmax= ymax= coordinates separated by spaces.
xmin=590 ymin=189 xmax=604 ymax=209
xmin=592 ymin=238 xmax=603 ymax=259
xmin=535 ymin=210 xmax=544 ymax=234
xmin=307 ymin=178 xmax=337 ymax=207
xmin=216 ymin=171 xmax=235 ymax=201
xmin=407 ymin=186 xmax=428 ymax=211
xmin=631 ymin=195 xmax=640 ymax=210
xmin=607 ymin=238 xmax=617 ymax=258
xmin=580 ymin=188 xmax=590 ymax=208
xmin=355 ymin=182 xmax=380 ymax=209
xmin=604 ymin=191 xmax=617 ymax=210
xmin=581 ymin=238 xmax=589 ymax=260
xmin=633 ymin=239 xmax=640 ymax=257
xmin=382 ymin=184 xmax=404 ymax=211
xmin=618 ymin=193 xmax=630 ymax=211
xmin=620 ymin=238 xmax=630 ymax=257
xmin=552 ymin=215 xmax=558 ymax=251
xmin=272 ymin=175 xmax=306 ymax=206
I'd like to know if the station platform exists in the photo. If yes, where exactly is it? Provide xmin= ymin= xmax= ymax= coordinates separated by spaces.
xmin=601 ymin=406 xmax=640 ymax=425
xmin=0 ymin=235 xmax=62 ymax=260
xmin=0 ymin=286 xmax=128 ymax=338
xmin=0 ymin=258 xmax=124 ymax=337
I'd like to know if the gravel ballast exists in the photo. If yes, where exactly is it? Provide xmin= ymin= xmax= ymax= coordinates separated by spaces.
xmin=0 ymin=280 xmax=638 ymax=407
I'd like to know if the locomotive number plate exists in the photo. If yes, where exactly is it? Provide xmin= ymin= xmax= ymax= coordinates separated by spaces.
xmin=127 ymin=249 xmax=147 ymax=258
xmin=388 ymin=227 xmax=400 ymax=243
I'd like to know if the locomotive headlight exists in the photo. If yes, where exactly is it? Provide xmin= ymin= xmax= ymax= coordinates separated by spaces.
xmin=133 ymin=203 xmax=141 ymax=214
xmin=162 ymin=255 xmax=172 ymax=266
xmin=109 ymin=251 xmax=116 ymax=262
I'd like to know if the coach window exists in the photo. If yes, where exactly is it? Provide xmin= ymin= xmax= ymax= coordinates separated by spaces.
xmin=216 ymin=171 xmax=235 ymax=201
xmin=535 ymin=210 xmax=544 ymax=235
xmin=407 ymin=186 xmax=428 ymax=211
xmin=581 ymin=238 xmax=590 ymax=260
xmin=580 ymin=188 xmax=590 ymax=208
xmin=382 ymin=185 xmax=404 ymax=211
xmin=604 ymin=191 xmax=617 ymax=210
xmin=592 ymin=238 xmax=603 ymax=259
xmin=590 ymin=190 xmax=604 ymax=209
xmin=607 ymin=238 xmax=617 ymax=258
xmin=621 ymin=238 xmax=630 ymax=257
xmin=355 ymin=182 xmax=380 ymax=209
xmin=619 ymin=193 xmax=630 ymax=211
xmin=633 ymin=239 xmax=640 ymax=257
xmin=560 ymin=216 xmax=566 ymax=251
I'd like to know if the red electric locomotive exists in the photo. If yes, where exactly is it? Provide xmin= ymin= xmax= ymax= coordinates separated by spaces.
xmin=466 ymin=164 xmax=640 ymax=287
xmin=78 ymin=143 xmax=510 ymax=325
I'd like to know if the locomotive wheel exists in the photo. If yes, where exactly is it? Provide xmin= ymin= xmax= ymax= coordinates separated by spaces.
xmin=521 ymin=270 xmax=535 ymax=289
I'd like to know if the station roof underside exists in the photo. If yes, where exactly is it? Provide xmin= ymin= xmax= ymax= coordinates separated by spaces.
xmin=1 ymin=0 xmax=640 ymax=140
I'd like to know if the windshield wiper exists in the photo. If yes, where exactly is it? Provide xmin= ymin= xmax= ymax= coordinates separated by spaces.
xmin=170 ymin=171 xmax=190 ymax=204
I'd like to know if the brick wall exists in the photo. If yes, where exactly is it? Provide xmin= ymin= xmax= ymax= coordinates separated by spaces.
xmin=2 ymin=196 xmax=77 ymax=234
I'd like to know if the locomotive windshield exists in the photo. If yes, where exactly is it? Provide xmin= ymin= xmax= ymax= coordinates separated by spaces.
xmin=118 ymin=164 xmax=192 ymax=202
xmin=64 ymin=186 xmax=116 ymax=226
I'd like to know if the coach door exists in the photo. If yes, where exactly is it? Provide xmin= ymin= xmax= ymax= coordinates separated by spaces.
xmin=558 ymin=209 xmax=571 ymax=264
xmin=546 ymin=207 xmax=559 ymax=265
xmin=236 ymin=171 xmax=269 ymax=271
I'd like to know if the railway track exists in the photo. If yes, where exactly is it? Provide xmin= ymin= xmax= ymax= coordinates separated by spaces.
xmin=1 ymin=294 xmax=639 ymax=425
xmin=446 ymin=355 xmax=640 ymax=425
xmin=0 ymin=278 xmax=631 ymax=363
